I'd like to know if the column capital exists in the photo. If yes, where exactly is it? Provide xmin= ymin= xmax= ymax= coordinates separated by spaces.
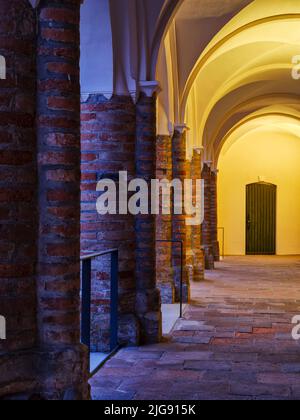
xmin=174 ymin=124 xmax=190 ymax=135
xmin=193 ymin=146 xmax=204 ymax=155
xmin=203 ymin=160 xmax=213 ymax=168
xmin=138 ymin=81 xmax=161 ymax=98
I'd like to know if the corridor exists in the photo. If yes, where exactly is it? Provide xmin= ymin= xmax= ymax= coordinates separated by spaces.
xmin=91 ymin=257 xmax=300 ymax=400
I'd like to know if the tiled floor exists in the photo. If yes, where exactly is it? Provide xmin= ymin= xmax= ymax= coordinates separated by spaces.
xmin=91 ymin=256 xmax=300 ymax=400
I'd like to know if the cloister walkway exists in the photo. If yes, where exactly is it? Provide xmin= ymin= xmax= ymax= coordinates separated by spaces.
xmin=91 ymin=256 xmax=300 ymax=400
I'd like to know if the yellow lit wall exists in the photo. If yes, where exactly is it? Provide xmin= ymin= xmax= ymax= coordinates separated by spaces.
xmin=218 ymin=128 xmax=300 ymax=255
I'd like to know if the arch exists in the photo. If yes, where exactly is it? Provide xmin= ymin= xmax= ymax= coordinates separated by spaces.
xmin=150 ymin=0 xmax=184 ymax=80
xmin=181 ymin=13 xmax=300 ymax=122
xmin=215 ymin=111 xmax=300 ymax=166
xmin=206 ymin=94 xmax=300 ymax=162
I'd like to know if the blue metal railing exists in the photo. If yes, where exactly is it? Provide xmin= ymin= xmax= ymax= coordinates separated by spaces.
xmin=80 ymin=249 xmax=119 ymax=353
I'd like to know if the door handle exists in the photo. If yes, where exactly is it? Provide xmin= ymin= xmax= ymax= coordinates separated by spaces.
xmin=247 ymin=217 xmax=251 ymax=230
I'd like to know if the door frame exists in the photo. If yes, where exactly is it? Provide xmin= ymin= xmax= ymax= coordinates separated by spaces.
xmin=245 ymin=181 xmax=277 ymax=255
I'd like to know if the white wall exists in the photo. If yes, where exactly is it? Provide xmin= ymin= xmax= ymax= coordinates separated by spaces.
xmin=80 ymin=0 xmax=113 ymax=95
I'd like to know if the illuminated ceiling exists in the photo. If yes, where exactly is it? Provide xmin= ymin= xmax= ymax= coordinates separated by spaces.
xmin=157 ymin=0 xmax=300 ymax=163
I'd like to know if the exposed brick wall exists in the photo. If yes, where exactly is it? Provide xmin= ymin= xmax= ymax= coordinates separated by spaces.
xmin=0 ymin=0 xmax=37 ymax=354
xmin=201 ymin=163 xmax=215 ymax=270
xmin=136 ymin=93 xmax=162 ymax=343
xmin=185 ymin=158 xmax=194 ymax=284
xmin=0 ymin=0 xmax=89 ymax=401
xmin=210 ymin=170 xmax=220 ymax=261
xmin=81 ymin=94 xmax=139 ymax=350
xmin=0 ymin=0 xmax=38 ymax=399
xmin=191 ymin=150 xmax=205 ymax=281
xmin=36 ymin=0 xmax=89 ymax=399
xmin=156 ymin=135 xmax=174 ymax=303
xmin=172 ymin=129 xmax=189 ymax=302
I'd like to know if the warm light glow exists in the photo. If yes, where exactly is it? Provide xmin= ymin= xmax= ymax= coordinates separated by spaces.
xmin=218 ymin=117 xmax=300 ymax=255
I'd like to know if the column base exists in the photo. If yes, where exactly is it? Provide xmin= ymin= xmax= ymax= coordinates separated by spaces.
xmin=139 ymin=310 xmax=163 ymax=345
xmin=173 ymin=266 xmax=190 ymax=303
xmin=136 ymin=288 xmax=162 ymax=344
xmin=0 ymin=344 xmax=90 ymax=400
xmin=118 ymin=314 xmax=141 ymax=346
xmin=193 ymin=264 xmax=204 ymax=282
xmin=157 ymin=267 xmax=176 ymax=304
xmin=213 ymin=241 xmax=221 ymax=262
xmin=203 ymin=246 xmax=215 ymax=270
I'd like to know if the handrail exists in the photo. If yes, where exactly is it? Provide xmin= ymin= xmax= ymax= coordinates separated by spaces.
xmin=156 ymin=240 xmax=184 ymax=319
xmin=80 ymin=249 xmax=118 ymax=261
xmin=80 ymin=249 xmax=119 ymax=354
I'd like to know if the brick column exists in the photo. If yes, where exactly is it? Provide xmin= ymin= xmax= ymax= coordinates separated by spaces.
xmin=185 ymin=158 xmax=194 ymax=284
xmin=201 ymin=163 xmax=215 ymax=270
xmin=81 ymin=95 xmax=139 ymax=348
xmin=135 ymin=84 xmax=162 ymax=344
xmin=191 ymin=149 xmax=205 ymax=281
xmin=36 ymin=0 xmax=89 ymax=399
xmin=211 ymin=169 xmax=220 ymax=262
xmin=0 ymin=0 xmax=38 ymax=399
xmin=156 ymin=135 xmax=174 ymax=303
xmin=172 ymin=126 xmax=190 ymax=302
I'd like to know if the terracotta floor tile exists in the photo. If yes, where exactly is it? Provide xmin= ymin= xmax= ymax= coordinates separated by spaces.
xmin=91 ymin=256 xmax=300 ymax=400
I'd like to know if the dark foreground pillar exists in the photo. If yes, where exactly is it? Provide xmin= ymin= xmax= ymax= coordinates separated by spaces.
xmin=36 ymin=0 xmax=89 ymax=399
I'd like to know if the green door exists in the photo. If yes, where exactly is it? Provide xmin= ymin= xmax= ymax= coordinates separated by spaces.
xmin=246 ymin=182 xmax=277 ymax=255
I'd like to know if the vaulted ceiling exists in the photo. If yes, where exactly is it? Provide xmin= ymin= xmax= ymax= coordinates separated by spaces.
xmin=156 ymin=0 xmax=300 ymax=164
xmin=80 ymin=0 xmax=300 ymax=165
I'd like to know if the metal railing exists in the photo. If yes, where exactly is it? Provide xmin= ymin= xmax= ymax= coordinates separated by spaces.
xmin=217 ymin=227 xmax=225 ymax=259
xmin=156 ymin=240 xmax=184 ymax=319
xmin=80 ymin=249 xmax=119 ymax=353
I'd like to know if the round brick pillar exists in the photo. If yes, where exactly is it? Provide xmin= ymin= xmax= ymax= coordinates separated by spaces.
xmin=0 ymin=0 xmax=38 ymax=399
xmin=201 ymin=163 xmax=215 ymax=270
xmin=191 ymin=149 xmax=205 ymax=281
xmin=36 ymin=0 xmax=89 ymax=399
xmin=81 ymin=95 xmax=140 ymax=348
xmin=211 ymin=170 xmax=220 ymax=262
xmin=172 ymin=128 xmax=190 ymax=302
xmin=136 ymin=92 xmax=162 ymax=344
xmin=185 ymin=158 xmax=195 ymax=284
xmin=156 ymin=135 xmax=175 ymax=303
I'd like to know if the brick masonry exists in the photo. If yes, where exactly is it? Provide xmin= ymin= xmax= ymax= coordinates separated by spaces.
xmin=172 ymin=129 xmax=190 ymax=302
xmin=190 ymin=149 xmax=205 ymax=281
xmin=135 ymin=93 xmax=162 ymax=344
xmin=0 ymin=0 xmax=89 ymax=400
xmin=201 ymin=163 xmax=215 ymax=270
xmin=0 ymin=0 xmax=39 ymax=399
xmin=156 ymin=135 xmax=175 ymax=303
xmin=0 ymin=0 xmax=37 ymax=355
xmin=36 ymin=0 xmax=89 ymax=400
xmin=210 ymin=170 xmax=220 ymax=261
xmin=81 ymin=94 xmax=140 ymax=350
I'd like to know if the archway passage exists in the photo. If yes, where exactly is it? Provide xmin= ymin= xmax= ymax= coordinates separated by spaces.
xmin=2 ymin=0 xmax=300 ymax=401
xmin=90 ymin=0 xmax=300 ymax=401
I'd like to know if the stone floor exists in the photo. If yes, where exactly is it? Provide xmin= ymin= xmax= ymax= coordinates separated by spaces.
xmin=91 ymin=256 xmax=300 ymax=400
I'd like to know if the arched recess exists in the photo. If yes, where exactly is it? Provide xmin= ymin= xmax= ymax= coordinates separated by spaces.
xmin=217 ymin=113 xmax=300 ymax=256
